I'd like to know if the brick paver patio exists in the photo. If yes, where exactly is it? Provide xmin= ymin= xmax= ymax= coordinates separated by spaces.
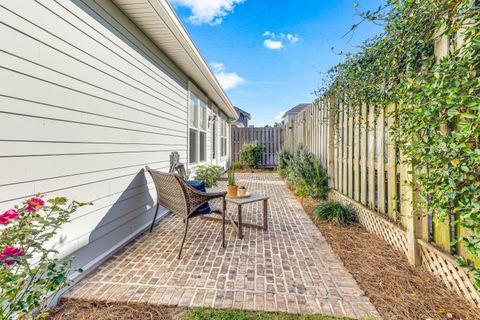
xmin=64 ymin=173 xmax=379 ymax=319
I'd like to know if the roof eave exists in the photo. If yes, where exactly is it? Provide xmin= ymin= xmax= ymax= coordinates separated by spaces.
xmin=113 ymin=0 xmax=238 ymax=120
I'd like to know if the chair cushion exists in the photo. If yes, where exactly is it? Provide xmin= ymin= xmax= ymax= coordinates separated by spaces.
xmin=186 ymin=180 xmax=212 ymax=215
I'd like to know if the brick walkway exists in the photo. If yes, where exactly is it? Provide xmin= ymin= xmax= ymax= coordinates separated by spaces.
xmin=64 ymin=173 xmax=379 ymax=319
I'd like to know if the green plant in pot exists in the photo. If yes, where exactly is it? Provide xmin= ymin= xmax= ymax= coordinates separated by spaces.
xmin=226 ymin=168 xmax=238 ymax=197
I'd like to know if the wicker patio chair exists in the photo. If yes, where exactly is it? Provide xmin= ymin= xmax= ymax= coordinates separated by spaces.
xmin=146 ymin=166 xmax=227 ymax=259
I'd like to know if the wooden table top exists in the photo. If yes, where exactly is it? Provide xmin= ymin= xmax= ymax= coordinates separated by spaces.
xmin=225 ymin=193 xmax=269 ymax=205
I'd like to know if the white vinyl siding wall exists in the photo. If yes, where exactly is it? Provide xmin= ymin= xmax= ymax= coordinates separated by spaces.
xmin=0 ymin=0 xmax=229 ymax=275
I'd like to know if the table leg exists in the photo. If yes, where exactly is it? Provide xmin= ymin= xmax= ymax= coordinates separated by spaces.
xmin=222 ymin=196 xmax=226 ymax=248
xmin=263 ymin=199 xmax=268 ymax=231
xmin=238 ymin=204 xmax=243 ymax=239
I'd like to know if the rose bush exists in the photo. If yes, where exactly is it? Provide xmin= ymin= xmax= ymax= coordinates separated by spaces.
xmin=0 ymin=195 xmax=90 ymax=319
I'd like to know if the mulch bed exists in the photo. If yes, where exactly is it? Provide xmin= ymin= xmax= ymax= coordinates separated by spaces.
xmin=299 ymin=196 xmax=480 ymax=320
xmin=47 ymin=299 xmax=186 ymax=320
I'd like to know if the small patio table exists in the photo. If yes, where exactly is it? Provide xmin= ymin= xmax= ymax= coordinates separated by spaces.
xmin=202 ymin=193 xmax=269 ymax=239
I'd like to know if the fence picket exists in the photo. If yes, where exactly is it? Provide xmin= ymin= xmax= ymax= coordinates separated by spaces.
xmin=231 ymin=127 xmax=282 ymax=167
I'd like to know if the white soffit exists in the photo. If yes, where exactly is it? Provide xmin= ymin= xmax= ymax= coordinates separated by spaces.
xmin=112 ymin=0 xmax=238 ymax=119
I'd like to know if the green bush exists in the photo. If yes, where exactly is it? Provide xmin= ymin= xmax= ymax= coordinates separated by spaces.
xmin=194 ymin=165 xmax=223 ymax=187
xmin=232 ymin=161 xmax=243 ymax=170
xmin=283 ymin=145 xmax=329 ymax=200
xmin=314 ymin=200 xmax=357 ymax=226
xmin=277 ymin=149 xmax=293 ymax=177
xmin=295 ymin=160 xmax=329 ymax=200
xmin=240 ymin=142 xmax=265 ymax=169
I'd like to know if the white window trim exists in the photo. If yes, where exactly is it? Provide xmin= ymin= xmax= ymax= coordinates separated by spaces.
xmin=220 ymin=115 xmax=228 ymax=160
xmin=188 ymin=83 xmax=209 ymax=166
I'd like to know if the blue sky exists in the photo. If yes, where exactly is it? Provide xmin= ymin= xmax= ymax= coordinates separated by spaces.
xmin=170 ymin=0 xmax=386 ymax=126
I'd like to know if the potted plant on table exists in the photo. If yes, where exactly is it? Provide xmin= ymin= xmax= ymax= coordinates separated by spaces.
xmin=227 ymin=168 xmax=238 ymax=197
xmin=238 ymin=185 xmax=247 ymax=198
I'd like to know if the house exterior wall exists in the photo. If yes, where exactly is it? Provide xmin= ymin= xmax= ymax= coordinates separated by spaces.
xmin=284 ymin=112 xmax=300 ymax=123
xmin=0 ymin=0 xmax=230 ymax=279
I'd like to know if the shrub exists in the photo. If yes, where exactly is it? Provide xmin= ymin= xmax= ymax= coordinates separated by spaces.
xmin=0 ymin=195 xmax=90 ymax=319
xmin=194 ymin=165 xmax=223 ymax=188
xmin=286 ymin=145 xmax=329 ymax=199
xmin=314 ymin=200 xmax=357 ymax=226
xmin=277 ymin=149 xmax=293 ymax=177
xmin=240 ymin=142 xmax=265 ymax=169
xmin=232 ymin=162 xmax=243 ymax=170
xmin=295 ymin=161 xmax=329 ymax=200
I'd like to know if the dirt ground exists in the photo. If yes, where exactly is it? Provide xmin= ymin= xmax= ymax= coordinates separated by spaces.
xmin=47 ymin=300 xmax=186 ymax=320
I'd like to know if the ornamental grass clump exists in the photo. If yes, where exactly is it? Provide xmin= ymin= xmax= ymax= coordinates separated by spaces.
xmin=314 ymin=201 xmax=357 ymax=226
xmin=0 ymin=195 xmax=90 ymax=319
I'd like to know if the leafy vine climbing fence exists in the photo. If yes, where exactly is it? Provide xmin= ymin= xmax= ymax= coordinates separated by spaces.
xmin=281 ymin=22 xmax=480 ymax=306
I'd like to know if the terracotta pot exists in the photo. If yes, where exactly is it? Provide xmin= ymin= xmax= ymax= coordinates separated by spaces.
xmin=227 ymin=185 xmax=238 ymax=198
xmin=238 ymin=188 xmax=247 ymax=197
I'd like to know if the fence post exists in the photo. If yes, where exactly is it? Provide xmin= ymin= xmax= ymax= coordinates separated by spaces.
xmin=401 ymin=152 xmax=421 ymax=266
xmin=327 ymin=97 xmax=336 ymax=188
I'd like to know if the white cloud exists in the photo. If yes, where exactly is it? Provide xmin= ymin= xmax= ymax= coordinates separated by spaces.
xmin=262 ymin=31 xmax=300 ymax=50
xmin=170 ymin=0 xmax=245 ymax=25
xmin=211 ymin=62 xmax=245 ymax=90
xmin=263 ymin=39 xmax=284 ymax=50
xmin=274 ymin=110 xmax=287 ymax=121
xmin=286 ymin=33 xmax=300 ymax=43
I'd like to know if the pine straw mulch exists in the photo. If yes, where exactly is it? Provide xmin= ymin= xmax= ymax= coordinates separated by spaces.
xmin=47 ymin=299 xmax=187 ymax=320
xmin=299 ymin=196 xmax=480 ymax=320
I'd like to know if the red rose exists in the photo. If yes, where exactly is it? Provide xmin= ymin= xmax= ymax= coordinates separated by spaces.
xmin=25 ymin=197 xmax=45 ymax=212
xmin=0 ymin=209 xmax=19 ymax=225
xmin=0 ymin=246 xmax=24 ymax=265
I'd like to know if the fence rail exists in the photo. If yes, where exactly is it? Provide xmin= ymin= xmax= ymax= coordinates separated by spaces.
xmin=231 ymin=127 xmax=282 ymax=167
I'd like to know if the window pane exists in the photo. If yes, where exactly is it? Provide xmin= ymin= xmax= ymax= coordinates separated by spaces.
xmin=199 ymin=100 xmax=207 ymax=130
xmin=200 ymin=132 xmax=206 ymax=162
xmin=221 ymin=137 xmax=227 ymax=157
xmin=212 ymin=119 xmax=217 ymax=159
xmin=190 ymin=94 xmax=198 ymax=128
xmin=189 ymin=129 xmax=197 ymax=164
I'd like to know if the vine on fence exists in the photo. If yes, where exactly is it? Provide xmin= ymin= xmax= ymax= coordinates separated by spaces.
xmin=319 ymin=0 xmax=479 ymax=286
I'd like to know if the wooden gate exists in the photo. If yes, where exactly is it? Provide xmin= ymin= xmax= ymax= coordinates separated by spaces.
xmin=231 ymin=127 xmax=283 ymax=167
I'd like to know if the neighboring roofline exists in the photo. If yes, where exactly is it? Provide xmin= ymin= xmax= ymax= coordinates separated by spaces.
xmin=112 ymin=0 xmax=238 ymax=120
xmin=234 ymin=106 xmax=251 ymax=120
xmin=282 ymin=103 xmax=310 ymax=118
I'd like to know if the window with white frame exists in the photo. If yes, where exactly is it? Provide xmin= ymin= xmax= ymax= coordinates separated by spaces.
xmin=212 ymin=114 xmax=217 ymax=160
xmin=220 ymin=117 xmax=228 ymax=157
xmin=189 ymin=92 xmax=207 ymax=164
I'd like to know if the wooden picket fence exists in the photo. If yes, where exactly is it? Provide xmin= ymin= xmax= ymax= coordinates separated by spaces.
xmin=231 ymin=127 xmax=283 ymax=167
xmin=281 ymin=32 xmax=480 ymax=306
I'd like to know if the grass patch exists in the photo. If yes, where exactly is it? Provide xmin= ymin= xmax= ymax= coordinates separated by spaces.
xmin=313 ymin=200 xmax=356 ymax=226
xmin=185 ymin=308 xmax=354 ymax=320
